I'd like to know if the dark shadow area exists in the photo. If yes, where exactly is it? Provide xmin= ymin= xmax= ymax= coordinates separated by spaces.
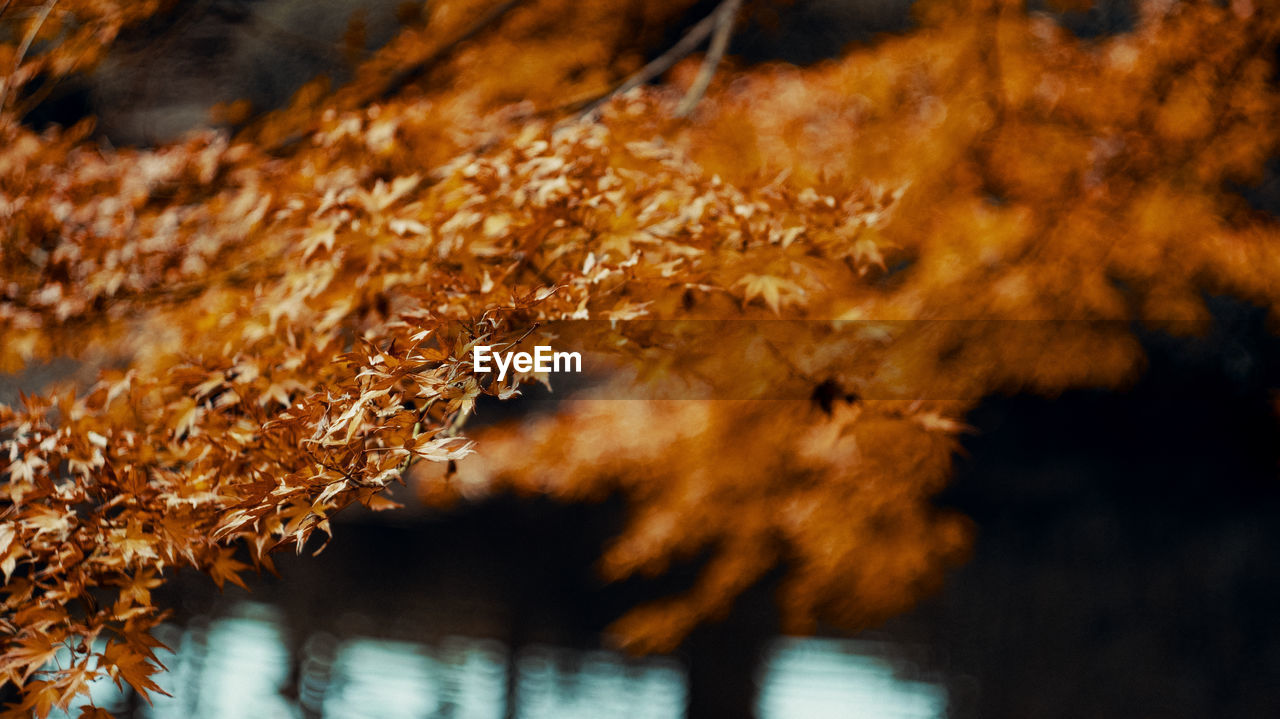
xmin=1233 ymin=157 xmax=1280 ymax=217
xmin=145 ymin=492 xmax=778 ymax=719
xmin=1028 ymin=0 xmax=1136 ymax=39
xmin=660 ymin=0 xmax=915 ymax=67
xmin=14 ymin=73 xmax=94 ymax=133
xmin=908 ymin=297 xmax=1280 ymax=718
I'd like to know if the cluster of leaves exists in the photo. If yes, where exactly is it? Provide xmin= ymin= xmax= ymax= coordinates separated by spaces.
xmin=2 ymin=0 xmax=1280 ymax=714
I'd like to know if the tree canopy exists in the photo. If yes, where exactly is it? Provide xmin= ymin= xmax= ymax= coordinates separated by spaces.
xmin=2 ymin=0 xmax=1280 ymax=715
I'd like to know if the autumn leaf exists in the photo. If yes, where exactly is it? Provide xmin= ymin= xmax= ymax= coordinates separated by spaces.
xmin=207 ymin=548 xmax=250 ymax=591
xmin=102 ymin=641 xmax=170 ymax=700
xmin=735 ymin=274 xmax=805 ymax=314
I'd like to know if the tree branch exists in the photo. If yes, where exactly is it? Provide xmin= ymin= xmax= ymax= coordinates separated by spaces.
xmin=0 ymin=0 xmax=57 ymax=113
xmin=572 ymin=0 xmax=733 ymax=119
xmin=675 ymin=0 xmax=741 ymax=117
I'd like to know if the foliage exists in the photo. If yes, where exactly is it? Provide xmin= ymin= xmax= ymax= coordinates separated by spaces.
xmin=2 ymin=0 xmax=1280 ymax=714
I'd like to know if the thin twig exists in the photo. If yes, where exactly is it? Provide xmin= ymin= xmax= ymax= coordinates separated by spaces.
xmin=495 ymin=320 xmax=541 ymax=355
xmin=572 ymin=1 xmax=727 ymax=120
xmin=0 ymin=0 xmax=57 ymax=112
xmin=675 ymin=0 xmax=741 ymax=117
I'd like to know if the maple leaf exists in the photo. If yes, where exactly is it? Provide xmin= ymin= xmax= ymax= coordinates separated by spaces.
xmin=117 ymin=569 xmax=163 ymax=609
xmin=16 ymin=680 xmax=61 ymax=719
xmin=734 ymin=274 xmax=805 ymax=314
xmin=25 ymin=507 xmax=74 ymax=541
xmin=0 ymin=635 xmax=62 ymax=685
xmin=5 ymin=455 xmax=46 ymax=486
xmin=0 ymin=525 xmax=21 ymax=581
xmin=207 ymin=548 xmax=250 ymax=590
xmin=407 ymin=434 xmax=475 ymax=463
xmin=101 ymin=641 xmax=170 ymax=700
xmin=111 ymin=523 xmax=159 ymax=565
xmin=851 ymin=237 xmax=887 ymax=274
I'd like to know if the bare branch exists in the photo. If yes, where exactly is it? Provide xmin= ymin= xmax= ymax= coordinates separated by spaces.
xmin=572 ymin=0 xmax=730 ymax=120
xmin=0 ymin=0 xmax=57 ymax=112
xmin=675 ymin=0 xmax=742 ymax=117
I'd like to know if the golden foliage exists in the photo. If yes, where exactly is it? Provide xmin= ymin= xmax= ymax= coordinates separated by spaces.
xmin=2 ymin=0 xmax=1280 ymax=714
